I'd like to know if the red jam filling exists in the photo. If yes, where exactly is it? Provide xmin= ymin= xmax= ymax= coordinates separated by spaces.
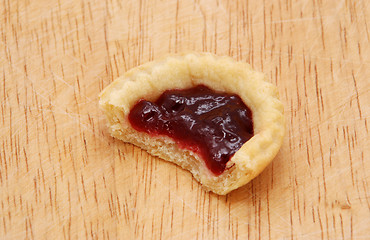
xmin=128 ymin=85 xmax=254 ymax=175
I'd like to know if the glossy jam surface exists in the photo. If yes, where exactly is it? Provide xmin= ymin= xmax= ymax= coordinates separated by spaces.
xmin=128 ymin=85 xmax=254 ymax=175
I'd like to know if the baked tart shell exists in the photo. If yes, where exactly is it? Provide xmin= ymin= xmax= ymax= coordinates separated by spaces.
xmin=99 ymin=52 xmax=285 ymax=195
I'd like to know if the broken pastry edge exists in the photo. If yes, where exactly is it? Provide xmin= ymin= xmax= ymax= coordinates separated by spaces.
xmin=99 ymin=52 xmax=285 ymax=195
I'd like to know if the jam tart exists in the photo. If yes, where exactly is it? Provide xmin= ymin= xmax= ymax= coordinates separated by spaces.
xmin=99 ymin=53 xmax=285 ymax=195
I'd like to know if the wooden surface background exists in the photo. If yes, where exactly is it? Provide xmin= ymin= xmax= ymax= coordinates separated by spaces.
xmin=1 ymin=0 xmax=369 ymax=239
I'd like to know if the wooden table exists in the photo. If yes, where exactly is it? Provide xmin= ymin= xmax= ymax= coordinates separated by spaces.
xmin=1 ymin=0 xmax=369 ymax=239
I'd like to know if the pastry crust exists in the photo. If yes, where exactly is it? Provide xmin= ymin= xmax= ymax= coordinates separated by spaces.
xmin=99 ymin=52 xmax=285 ymax=195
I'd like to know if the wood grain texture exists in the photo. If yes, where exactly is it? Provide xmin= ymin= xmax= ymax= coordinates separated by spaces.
xmin=1 ymin=0 xmax=369 ymax=239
